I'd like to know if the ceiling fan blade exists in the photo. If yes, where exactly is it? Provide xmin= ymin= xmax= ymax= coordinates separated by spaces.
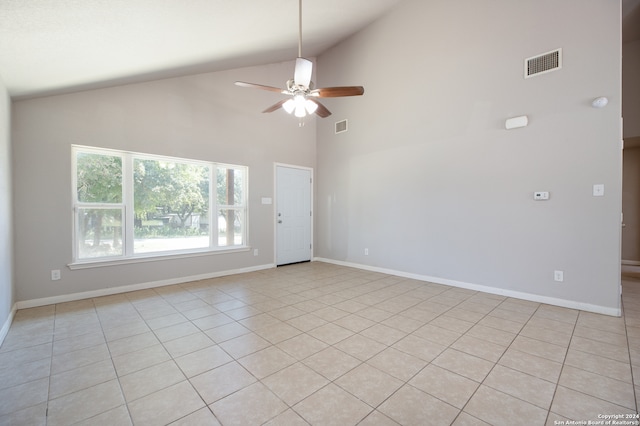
xmin=262 ymin=99 xmax=289 ymax=114
xmin=235 ymin=81 xmax=287 ymax=94
xmin=309 ymin=86 xmax=365 ymax=97
xmin=308 ymin=99 xmax=332 ymax=118
xmin=293 ymin=58 xmax=313 ymax=88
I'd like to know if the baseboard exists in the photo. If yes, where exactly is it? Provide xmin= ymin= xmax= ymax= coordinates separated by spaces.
xmin=16 ymin=263 xmax=276 ymax=310
xmin=621 ymin=260 xmax=640 ymax=266
xmin=313 ymin=257 xmax=621 ymax=317
xmin=0 ymin=303 xmax=17 ymax=348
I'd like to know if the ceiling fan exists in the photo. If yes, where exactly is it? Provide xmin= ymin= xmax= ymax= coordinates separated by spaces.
xmin=234 ymin=0 xmax=364 ymax=119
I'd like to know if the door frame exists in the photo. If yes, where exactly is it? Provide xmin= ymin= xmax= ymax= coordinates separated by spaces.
xmin=274 ymin=163 xmax=314 ymax=266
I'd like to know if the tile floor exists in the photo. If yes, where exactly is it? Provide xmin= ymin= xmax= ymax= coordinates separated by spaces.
xmin=0 ymin=261 xmax=638 ymax=425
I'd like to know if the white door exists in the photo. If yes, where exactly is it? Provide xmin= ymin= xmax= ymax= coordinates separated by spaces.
xmin=276 ymin=166 xmax=312 ymax=266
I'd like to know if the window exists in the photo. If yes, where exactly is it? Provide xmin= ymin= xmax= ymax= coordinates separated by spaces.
xmin=72 ymin=146 xmax=247 ymax=263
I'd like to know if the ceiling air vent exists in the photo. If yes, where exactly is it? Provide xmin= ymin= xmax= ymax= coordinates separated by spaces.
xmin=335 ymin=119 xmax=348 ymax=134
xmin=525 ymin=48 xmax=562 ymax=78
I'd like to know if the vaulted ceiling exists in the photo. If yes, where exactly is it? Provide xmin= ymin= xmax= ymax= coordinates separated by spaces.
xmin=0 ymin=0 xmax=637 ymax=100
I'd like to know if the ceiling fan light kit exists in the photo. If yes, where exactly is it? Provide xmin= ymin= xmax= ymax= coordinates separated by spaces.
xmin=235 ymin=0 xmax=364 ymax=120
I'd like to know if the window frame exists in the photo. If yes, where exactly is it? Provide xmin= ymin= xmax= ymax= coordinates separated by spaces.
xmin=70 ymin=145 xmax=249 ymax=268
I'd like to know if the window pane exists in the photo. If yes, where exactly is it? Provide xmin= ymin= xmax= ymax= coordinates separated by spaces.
xmin=133 ymin=159 xmax=210 ymax=254
xmin=217 ymin=167 xmax=244 ymax=206
xmin=218 ymin=209 xmax=244 ymax=246
xmin=76 ymin=152 xmax=122 ymax=203
xmin=77 ymin=208 xmax=123 ymax=259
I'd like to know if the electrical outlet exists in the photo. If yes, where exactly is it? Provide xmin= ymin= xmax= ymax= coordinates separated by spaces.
xmin=554 ymin=270 xmax=564 ymax=282
xmin=253 ymin=249 xmax=259 ymax=256
xmin=364 ymin=248 xmax=369 ymax=256
xmin=51 ymin=270 xmax=61 ymax=281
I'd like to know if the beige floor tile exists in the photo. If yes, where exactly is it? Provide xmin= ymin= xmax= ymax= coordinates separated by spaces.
xmin=52 ymin=332 xmax=106 ymax=355
xmin=356 ymin=306 xmax=394 ymax=322
xmin=550 ymin=386 xmax=637 ymax=421
xmin=0 ymin=378 xmax=49 ymax=417
xmin=112 ymin=344 xmax=171 ymax=376
xmin=238 ymin=313 xmax=280 ymax=331
xmin=169 ymin=407 xmax=220 ymax=426
xmin=163 ymin=331 xmax=214 ymax=358
xmin=238 ymin=346 xmax=296 ymax=379
xmin=570 ymin=335 xmax=630 ymax=363
xmin=294 ymin=383 xmax=372 ymax=426
xmin=412 ymin=323 xmax=461 ymax=346
xmin=333 ymin=314 xmax=376 ymax=333
xmin=378 ymin=384 xmax=459 ymax=425
xmin=254 ymin=322 xmax=302 ymax=344
xmin=276 ymin=333 xmax=328 ymax=360
xmin=452 ymin=412 xmax=491 ymax=426
xmin=205 ymin=321 xmax=251 ymax=343
xmin=335 ymin=334 xmax=386 ymax=361
xmin=145 ymin=312 xmax=187 ymax=330
xmin=358 ymin=410 xmax=401 ymax=426
xmin=0 ymin=357 xmax=50 ymax=391
xmin=262 ymin=362 xmax=329 ymax=405
xmin=533 ymin=305 xmax=579 ymax=324
xmin=577 ymin=312 xmax=627 ymax=335
xmin=218 ymin=332 xmax=271 ymax=359
xmin=263 ymin=409 xmax=310 ymax=426
xmin=49 ymin=358 xmax=116 ymax=399
xmin=484 ymin=364 xmax=556 ymax=409
xmin=367 ymin=347 xmax=427 ymax=381
xmin=190 ymin=361 xmax=257 ymax=404
xmin=0 ymin=402 xmax=47 ymax=426
xmin=336 ymin=363 xmax=403 ymax=407
xmin=192 ymin=313 xmax=235 ymax=331
xmin=520 ymin=324 xmax=572 ymax=347
xmin=175 ymin=345 xmax=233 ymax=378
xmin=225 ymin=305 xmax=263 ymax=320
xmin=525 ymin=316 xmax=575 ymax=336
xmin=432 ymin=348 xmax=494 ymax=382
xmin=464 ymin=385 xmax=547 ymax=425
xmin=409 ymin=364 xmax=478 ymax=409
xmin=73 ymin=405 xmax=132 ymax=426
xmin=509 ymin=335 xmax=567 ymax=363
xmin=0 ymin=342 xmax=51 ymax=366
xmin=443 ymin=308 xmax=486 ymax=324
xmin=285 ymin=313 xmax=328 ymax=332
xmin=430 ymin=315 xmax=475 ymax=334
xmin=574 ymin=324 xmax=630 ymax=346
xmin=308 ymin=322 xmax=354 ymax=345
xmin=128 ymin=381 xmax=205 ymax=426
xmin=210 ymin=382 xmax=287 ymax=425
xmin=482 ymin=311 xmax=529 ymax=331
xmin=303 ymin=346 xmax=361 ymax=380
xmin=107 ymin=331 xmax=160 ymax=357
xmin=392 ymin=334 xmax=446 ymax=362
xmin=498 ymin=348 xmax=563 ymax=383
xmin=102 ymin=320 xmax=150 ymax=341
xmin=360 ymin=323 xmax=406 ymax=346
xmin=565 ymin=348 xmax=633 ymax=383
xmin=451 ymin=334 xmax=506 ymax=362
xmin=559 ymin=365 xmax=636 ymax=409
xmin=381 ymin=315 xmax=423 ymax=333
xmin=467 ymin=324 xmax=516 ymax=346
xmin=51 ymin=342 xmax=111 ymax=374
xmin=46 ymin=379 xmax=125 ymax=426
xmin=153 ymin=321 xmax=200 ymax=342
xmin=119 ymin=360 xmax=185 ymax=402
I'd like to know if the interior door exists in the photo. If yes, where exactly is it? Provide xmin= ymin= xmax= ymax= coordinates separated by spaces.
xmin=276 ymin=165 xmax=312 ymax=266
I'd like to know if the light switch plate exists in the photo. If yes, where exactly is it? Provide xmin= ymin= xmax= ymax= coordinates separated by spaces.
xmin=593 ymin=184 xmax=604 ymax=197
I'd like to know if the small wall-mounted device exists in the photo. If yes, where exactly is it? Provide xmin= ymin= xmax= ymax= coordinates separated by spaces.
xmin=534 ymin=191 xmax=549 ymax=200
xmin=505 ymin=115 xmax=528 ymax=130
xmin=591 ymin=97 xmax=608 ymax=108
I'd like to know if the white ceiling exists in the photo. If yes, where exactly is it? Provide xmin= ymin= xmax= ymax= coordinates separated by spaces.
xmin=0 ymin=0 xmax=402 ymax=99
xmin=1 ymin=0 xmax=638 ymax=100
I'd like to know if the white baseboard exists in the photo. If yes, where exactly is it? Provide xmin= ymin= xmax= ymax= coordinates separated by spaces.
xmin=314 ymin=257 xmax=621 ymax=317
xmin=0 ymin=303 xmax=17 ymax=348
xmin=621 ymin=260 xmax=640 ymax=266
xmin=16 ymin=263 xmax=275 ymax=310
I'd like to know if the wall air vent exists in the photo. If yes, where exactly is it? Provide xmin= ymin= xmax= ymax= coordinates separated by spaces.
xmin=525 ymin=48 xmax=562 ymax=78
xmin=335 ymin=119 xmax=348 ymax=134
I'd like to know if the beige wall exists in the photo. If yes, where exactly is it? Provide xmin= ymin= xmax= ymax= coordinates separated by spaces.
xmin=623 ymin=144 xmax=640 ymax=262
xmin=315 ymin=0 xmax=622 ymax=314
xmin=11 ymin=61 xmax=316 ymax=302
xmin=0 ymin=75 xmax=13 ymax=338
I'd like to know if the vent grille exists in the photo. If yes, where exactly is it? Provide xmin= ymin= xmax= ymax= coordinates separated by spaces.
xmin=335 ymin=119 xmax=348 ymax=134
xmin=525 ymin=48 xmax=561 ymax=78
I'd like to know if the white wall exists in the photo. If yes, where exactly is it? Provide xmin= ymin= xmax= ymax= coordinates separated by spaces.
xmin=0 ymin=75 xmax=14 ymax=342
xmin=11 ymin=61 xmax=315 ymax=302
xmin=315 ymin=0 xmax=622 ymax=314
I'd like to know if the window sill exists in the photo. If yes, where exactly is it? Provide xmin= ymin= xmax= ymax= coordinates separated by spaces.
xmin=68 ymin=246 xmax=251 ymax=270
